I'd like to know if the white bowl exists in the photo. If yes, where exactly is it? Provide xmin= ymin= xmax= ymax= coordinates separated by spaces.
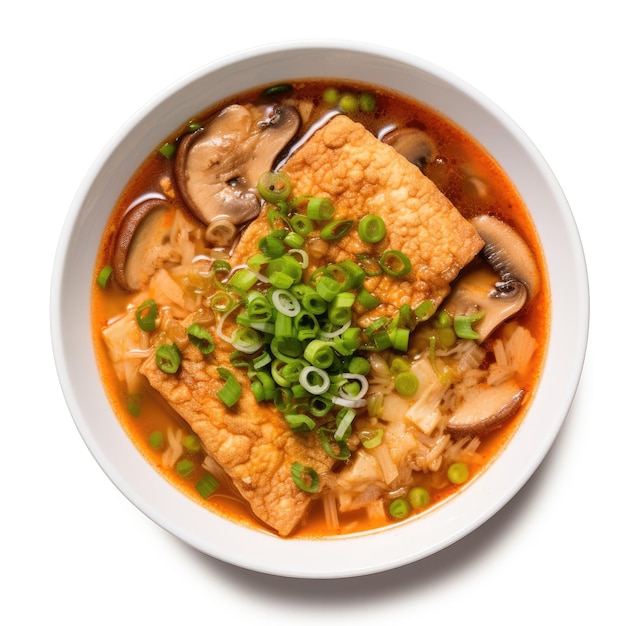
xmin=51 ymin=40 xmax=588 ymax=578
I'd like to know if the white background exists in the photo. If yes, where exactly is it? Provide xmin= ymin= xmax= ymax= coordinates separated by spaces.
xmin=2 ymin=1 xmax=619 ymax=623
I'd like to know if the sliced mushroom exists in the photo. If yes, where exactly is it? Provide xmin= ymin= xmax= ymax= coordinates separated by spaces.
xmin=443 ymin=266 xmax=528 ymax=343
xmin=443 ymin=216 xmax=540 ymax=342
xmin=447 ymin=379 xmax=524 ymax=436
xmin=174 ymin=103 xmax=300 ymax=227
xmin=471 ymin=215 xmax=540 ymax=300
xmin=112 ymin=198 xmax=172 ymax=292
xmin=381 ymin=127 xmax=436 ymax=168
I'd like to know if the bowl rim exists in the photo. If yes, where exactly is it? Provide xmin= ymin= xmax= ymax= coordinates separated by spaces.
xmin=51 ymin=39 xmax=589 ymax=578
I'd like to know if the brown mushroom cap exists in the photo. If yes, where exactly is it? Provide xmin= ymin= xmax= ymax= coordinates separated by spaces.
xmin=174 ymin=103 xmax=300 ymax=227
xmin=443 ymin=266 xmax=528 ymax=343
xmin=112 ymin=198 xmax=171 ymax=292
xmin=447 ymin=379 xmax=524 ymax=436
xmin=381 ymin=127 xmax=436 ymax=168
xmin=443 ymin=216 xmax=540 ymax=342
xmin=470 ymin=215 xmax=540 ymax=300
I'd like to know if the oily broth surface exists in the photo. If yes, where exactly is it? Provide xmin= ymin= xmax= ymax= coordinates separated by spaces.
xmin=91 ymin=79 xmax=549 ymax=538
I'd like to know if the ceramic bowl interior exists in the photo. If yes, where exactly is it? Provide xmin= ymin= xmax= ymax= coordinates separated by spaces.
xmin=51 ymin=41 xmax=588 ymax=578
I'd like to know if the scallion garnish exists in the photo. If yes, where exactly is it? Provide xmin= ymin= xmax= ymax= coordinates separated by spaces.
xmin=453 ymin=311 xmax=485 ymax=340
xmin=380 ymin=250 xmax=412 ymax=277
xmin=394 ymin=370 xmax=419 ymax=396
xmin=291 ymin=462 xmax=320 ymax=493
xmin=320 ymin=219 xmax=353 ymax=241
xmin=216 ymin=367 xmax=242 ymax=407
xmin=258 ymin=171 xmax=292 ymax=203
xmin=306 ymin=197 xmax=335 ymax=221
xmin=195 ymin=473 xmax=220 ymax=499
xmin=357 ymin=214 xmax=386 ymax=243
xmin=96 ymin=265 xmax=113 ymax=289
xmin=135 ymin=299 xmax=158 ymax=332
xmin=156 ymin=344 xmax=182 ymax=374
xmin=175 ymin=459 xmax=195 ymax=478
xmin=186 ymin=323 xmax=215 ymax=355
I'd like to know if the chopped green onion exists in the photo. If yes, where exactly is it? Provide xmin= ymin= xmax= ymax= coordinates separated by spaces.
xmin=339 ymin=93 xmax=359 ymax=113
xmin=252 ymin=350 xmax=272 ymax=370
xmin=257 ymin=171 xmax=292 ymax=203
xmin=148 ymin=430 xmax=164 ymax=449
xmin=389 ymin=327 xmax=410 ymax=352
xmin=388 ymin=497 xmax=411 ymax=519
xmin=408 ymin=486 xmax=430 ymax=509
xmin=210 ymin=292 xmax=235 ymax=312
xmin=359 ymin=428 xmax=383 ymax=449
xmin=453 ymin=311 xmax=485 ymax=340
xmin=437 ymin=326 xmax=457 ymax=349
xmin=126 ymin=394 xmax=141 ymax=417
xmin=335 ymin=407 xmax=356 ymax=441
xmin=315 ymin=276 xmax=342 ymax=302
xmin=281 ymin=359 xmax=308 ymax=383
xmin=306 ymin=197 xmax=335 ymax=221
xmin=359 ymin=92 xmax=377 ymax=113
xmin=271 ymin=289 xmax=301 ymax=317
xmin=328 ymin=292 xmax=355 ymax=326
xmin=367 ymin=392 xmax=384 ymax=417
xmin=183 ymin=434 xmax=202 ymax=453
xmin=266 ymin=255 xmax=303 ymax=284
xmin=434 ymin=310 xmax=453 ymax=328
xmin=186 ymin=323 xmax=215 ymax=355
xmin=285 ymin=413 xmax=316 ymax=432
xmin=216 ymin=367 xmax=242 ymax=407
xmin=318 ymin=427 xmax=351 ymax=460
xmin=323 ymin=87 xmax=341 ymax=105
xmin=176 ymin=459 xmax=195 ymax=477
xmin=299 ymin=365 xmax=331 ymax=395
xmin=274 ymin=387 xmax=295 ymax=413
xmin=195 ymin=473 xmax=219 ymax=499
xmin=357 ymin=215 xmax=386 ymax=243
xmin=291 ymin=462 xmax=320 ymax=493
xmin=270 ymin=335 xmax=303 ymax=362
xmin=159 ymin=142 xmax=176 ymax=159
xmin=320 ymin=219 xmax=353 ymax=241
xmin=309 ymin=395 xmax=333 ymax=417
xmin=284 ymin=231 xmax=304 ymax=248
xmin=447 ymin=462 xmax=470 ymax=484
xmin=251 ymin=370 xmax=276 ymax=402
xmin=357 ymin=288 xmax=381 ymax=310
xmin=96 ymin=265 xmax=113 ymax=289
xmin=344 ymin=357 xmax=367 ymax=376
xmin=294 ymin=311 xmax=320 ymax=341
xmin=380 ymin=250 xmax=412 ymax=277
xmin=232 ymin=327 xmax=263 ymax=354
xmin=228 ymin=268 xmax=258 ymax=292
xmin=262 ymin=83 xmax=293 ymax=97
xmin=415 ymin=299 xmax=436 ymax=321
xmin=394 ymin=370 xmax=419 ymax=396
xmin=290 ymin=214 xmax=314 ymax=236
xmin=303 ymin=340 xmax=335 ymax=369
xmin=156 ymin=344 xmax=182 ymax=374
xmin=356 ymin=254 xmax=382 ymax=277
xmin=135 ymin=299 xmax=158 ymax=332
xmin=258 ymin=234 xmax=286 ymax=259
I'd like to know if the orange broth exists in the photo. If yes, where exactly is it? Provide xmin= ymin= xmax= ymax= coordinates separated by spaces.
xmin=91 ymin=79 xmax=549 ymax=538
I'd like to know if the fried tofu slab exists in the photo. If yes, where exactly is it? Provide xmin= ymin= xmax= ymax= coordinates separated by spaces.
xmin=234 ymin=114 xmax=484 ymax=322
xmin=140 ymin=337 xmax=335 ymax=536
xmin=141 ymin=114 xmax=483 ymax=536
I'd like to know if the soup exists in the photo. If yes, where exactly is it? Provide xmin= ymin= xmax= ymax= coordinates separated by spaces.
xmin=91 ymin=79 xmax=549 ymax=537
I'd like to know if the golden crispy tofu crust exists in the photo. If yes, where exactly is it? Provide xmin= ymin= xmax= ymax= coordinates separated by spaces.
xmin=140 ymin=339 xmax=334 ymax=536
xmin=235 ymin=115 xmax=484 ymax=323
